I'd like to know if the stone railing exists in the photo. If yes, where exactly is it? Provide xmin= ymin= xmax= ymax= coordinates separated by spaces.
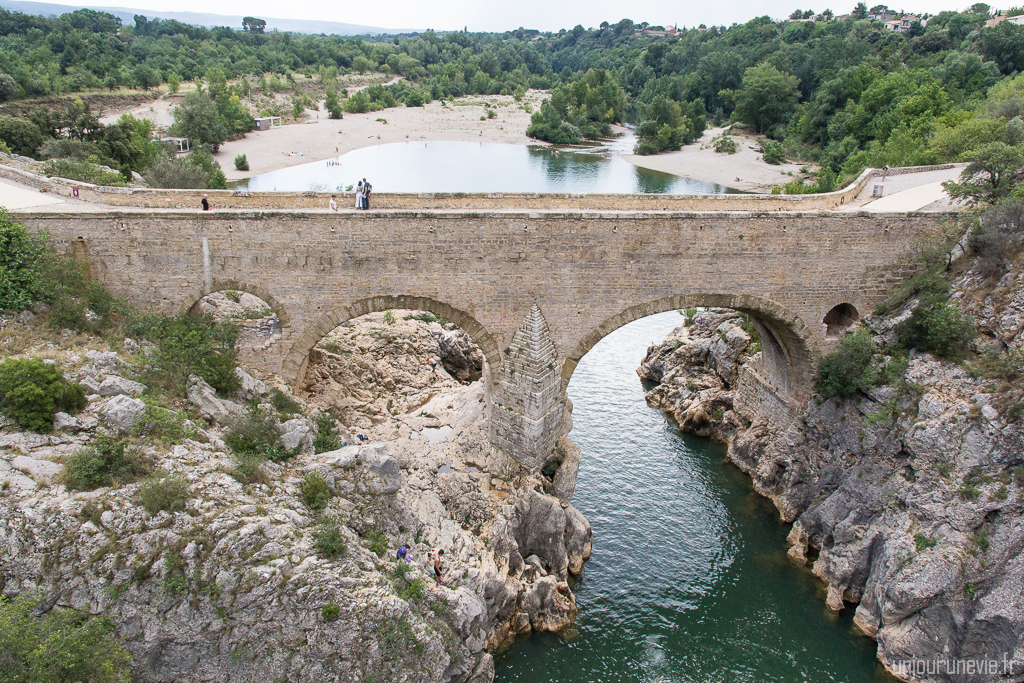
xmin=0 ymin=161 xmax=961 ymax=212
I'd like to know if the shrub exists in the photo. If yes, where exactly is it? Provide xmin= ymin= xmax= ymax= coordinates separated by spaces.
xmin=383 ymin=309 xmax=396 ymax=325
xmin=300 ymin=471 xmax=332 ymax=509
xmin=816 ymin=329 xmax=878 ymax=400
xmin=315 ymin=515 xmax=348 ymax=558
xmin=131 ymin=397 xmax=195 ymax=445
xmin=896 ymin=297 xmax=975 ymax=359
xmin=874 ymin=267 xmax=950 ymax=315
xmin=314 ymin=411 xmax=342 ymax=453
xmin=129 ymin=312 xmax=239 ymax=396
xmin=367 ymin=529 xmax=388 ymax=557
xmin=269 ymin=387 xmax=303 ymax=417
xmin=42 ymin=158 xmax=126 ymax=187
xmin=0 ymin=594 xmax=132 ymax=683
xmin=137 ymin=472 xmax=191 ymax=515
xmin=713 ymin=136 xmax=737 ymax=154
xmin=321 ymin=603 xmax=340 ymax=621
xmin=224 ymin=405 xmax=293 ymax=462
xmin=762 ymin=139 xmax=786 ymax=165
xmin=914 ymin=533 xmax=937 ymax=551
xmin=145 ymin=156 xmax=210 ymax=189
xmin=397 ymin=577 xmax=425 ymax=602
xmin=62 ymin=435 xmax=150 ymax=490
xmin=970 ymin=197 xmax=1024 ymax=276
xmin=0 ymin=212 xmax=47 ymax=311
xmin=231 ymin=451 xmax=268 ymax=484
xmin=0 ymin=358 xmax=86 ymax=433
xmin=233 ymin=154 xmax=249 ymax=171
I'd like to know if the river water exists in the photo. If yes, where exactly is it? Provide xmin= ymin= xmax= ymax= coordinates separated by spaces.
xmin=237 ymin=135 xmax=737 ymax=194
xmin=494 ymin=312 xmax=889 ymax=683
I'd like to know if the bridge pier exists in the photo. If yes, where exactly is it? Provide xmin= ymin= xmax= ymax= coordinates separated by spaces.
xmin=489 ymin=305 xmax=566 ymax=471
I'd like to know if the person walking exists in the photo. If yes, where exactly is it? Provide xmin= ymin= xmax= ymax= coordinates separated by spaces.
xmin=354 ymin=181 xmax=363 ymax=209
xmin=201 ymin=194 xmax=210 ymax=211
xmin=362 ymin=177 xmax=372 ymax=210
xmin=329 ymin=194 xmax=338 ymax=211
xmin=428 ymin=548 xmax=445 ymax=585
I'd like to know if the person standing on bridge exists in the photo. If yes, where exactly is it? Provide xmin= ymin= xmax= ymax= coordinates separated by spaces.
xmin=201 ymin=194 xmax=210 ymax=211
xmin=355 ymin=181 xmax=363 ymax=209
xmin=329 ymin=194 xmax=338 ymax=211
xmin=362 ymin=178 xmax=372 ymax=210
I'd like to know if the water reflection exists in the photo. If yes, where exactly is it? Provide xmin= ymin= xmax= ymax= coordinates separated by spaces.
xmin=238 ymin=136 xmax=736 ymax=194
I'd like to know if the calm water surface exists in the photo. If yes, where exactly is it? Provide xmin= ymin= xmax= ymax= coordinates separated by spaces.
xmin=238 ymin=134 xmax=735 ymax=194
xmin=495 ymin=312 xmax=890 ymax=683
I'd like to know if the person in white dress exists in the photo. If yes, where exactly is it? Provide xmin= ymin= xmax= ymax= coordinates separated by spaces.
xmin=355 ymin=181 xmax=363 ymax=209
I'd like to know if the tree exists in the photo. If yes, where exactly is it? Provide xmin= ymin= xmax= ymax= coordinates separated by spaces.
xmin=0 ymin=594 xmax=131 ymax=683
xmin=0 ymin=210 xmax=45 ymax=311
xmin=980 ymin=21 xmax=1024 ymax=75
xmin=0 ymin=73 xmax=19 ymax=102
xmin=242 ymin=16 xmax=266 ymax=34
xmin=725 ymin=63 xmax=800 ymax=134
xmin=945 ymin=141 xmax=1024 ymax=203
xmin=789 ymin=9 xmax=804 ymax=20
xmin=171 ymin=90 xmax=227 ymax=150
xmin=970 ymin=2 xmax=992 ymax=16
xmin=166 ymin=72 xmax=181 ymax=93
xmin=853 ymin=2 xmax=868 ymax=19
xmin=324 ymin=90 xmax=343 ymax=119
xmin=0 ymin=116 xmax=43 ymax=157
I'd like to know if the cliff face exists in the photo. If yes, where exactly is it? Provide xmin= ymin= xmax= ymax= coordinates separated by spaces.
xmin=637 ymin=263 xmax=1024 ymax=683
xmin=0 ymin=310 xmax=589 ymax=683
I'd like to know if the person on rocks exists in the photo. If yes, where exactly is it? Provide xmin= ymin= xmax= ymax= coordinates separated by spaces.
xmin=201 ymin=194 xmax=210 ymax=211
xmin=397 ymin=544 xmax=413 ymax=563
xmin=427 ymin=548 xmax=445 ymax=584
xmin=427 ymin=358 xmax=438 ymax=373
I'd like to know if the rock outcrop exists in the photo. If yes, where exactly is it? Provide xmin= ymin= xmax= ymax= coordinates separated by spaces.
xmin=0 ymin=309 xmax=591 ymax=683
xmin=637 ymin=273 xmax=1024 ymax=681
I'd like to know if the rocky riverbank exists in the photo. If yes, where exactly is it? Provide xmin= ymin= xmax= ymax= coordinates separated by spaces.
xmin=0 ymin=309 xmax=591 ymax=683
xmin=637 ymin=267 xmax=1024 ymax=682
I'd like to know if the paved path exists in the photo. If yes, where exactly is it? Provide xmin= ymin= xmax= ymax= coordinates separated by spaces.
xmin=0 ymin=179 xmax=65 ymax=210
xmin=860 ymin=181 xmax=950 ymax=213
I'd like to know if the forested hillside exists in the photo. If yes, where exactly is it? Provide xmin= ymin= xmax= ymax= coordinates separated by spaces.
xmin=3 ymin=4 xmax=1024 ymax=196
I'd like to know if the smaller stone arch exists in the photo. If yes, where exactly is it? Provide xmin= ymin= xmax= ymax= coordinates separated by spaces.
xmin=281 ymin=295 xmax=500 ymax=391
xmin=180 ymin=279 xmax=290 ymax=326
xmin=823 ymin=303 xmax=860 ymax=338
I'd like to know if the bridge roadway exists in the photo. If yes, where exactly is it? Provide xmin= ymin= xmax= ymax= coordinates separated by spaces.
xmin=11 ymin=196 xmax=957 ymax=471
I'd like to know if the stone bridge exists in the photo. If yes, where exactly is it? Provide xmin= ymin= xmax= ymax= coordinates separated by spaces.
xmin=15 ymin=204 xmax=955 ymax=471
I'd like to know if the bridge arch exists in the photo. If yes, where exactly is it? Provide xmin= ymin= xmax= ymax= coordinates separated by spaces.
xmin=561 ymin=293 xmax=818 ymax=401
xmin=180 ymin=279 xmax=291 ymax=326
xmin=282 ymin=295 xmax=501 ymax=391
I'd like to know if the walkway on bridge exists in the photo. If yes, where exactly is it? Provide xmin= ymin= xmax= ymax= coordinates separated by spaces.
xmin=843 ymin=165 xmax=964 ymax=213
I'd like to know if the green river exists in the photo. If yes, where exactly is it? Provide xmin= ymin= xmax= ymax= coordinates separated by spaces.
xmin=494 ymin=311 xmax=892 ymax=683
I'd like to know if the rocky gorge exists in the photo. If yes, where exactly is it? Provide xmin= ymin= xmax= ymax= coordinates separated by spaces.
xmin=637 ymin=264 xmax=1024 ymax=682
xmin=0 ymin=307 xmax=591 ymax=683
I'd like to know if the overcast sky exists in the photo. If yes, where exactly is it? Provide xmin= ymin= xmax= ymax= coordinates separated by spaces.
xmin=80 ymin=0 xmax=976 ymax=32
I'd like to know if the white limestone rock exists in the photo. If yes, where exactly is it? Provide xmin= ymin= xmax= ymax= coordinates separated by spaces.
xmin=101 ymin=395 xmax=145 ymax=433
xmin=187 ymin=375 xmax=245 ymax=425
xmin=97 ymin=375 xmax=146 ymax=397
xmin=12 ymin=455 xmax=62 ymax=484
xmin=53 ymin=412 xmax=79 ymax=431
xmin=234 ymin=367 xmax=270 ymax=402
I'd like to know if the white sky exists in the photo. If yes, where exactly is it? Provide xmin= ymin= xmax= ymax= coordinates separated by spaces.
xmin=82 ymin=0 xmax=978 ymax=33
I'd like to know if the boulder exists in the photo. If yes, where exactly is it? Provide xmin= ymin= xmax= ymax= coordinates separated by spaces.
xmin=235 ymin=368 xmax=270 ymax=402
xmin=518 ymin=576 xmax=577 ymax=632
xmin=551 ymin=437 xmax=580 ymax=504
xmin=85 ymin=350 xmax=123 ymax=372
xmin=187 ymin=375 xmax=245 ymax=425
xmin=563 ymin=505 xmax=592 ymax=575
xmin=102 ymin=395 xmax=145 ymax=433
xmin=358 ymin=444 xmax=403 ymax=494
xmin=279 ymin=418 xmax=314 ymax=453
xmin=97 ymin=375 xmax=146 ymax=397
xmin=466 ymin=653 xmax=495 ymax=683
xmin=53 ymin=412 xmax=79 ymax=432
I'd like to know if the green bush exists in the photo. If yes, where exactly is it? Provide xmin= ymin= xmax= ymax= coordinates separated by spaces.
xmin=269 ymin=388 xmax=303 ymax=417
xmin=62 ymin=435 xmax=151 ymax=490
xmin=713 ymin=136 xmax=737 ymax=154
xmin=0 ymin=358 xmax=86 ymax=433
xmin=321 ymin=603 xmax=340 ymax=621
xmin=128 ymin=312 xmax=239 ymax=396
xmin=0 ymin=211 xmax=47 ymax=311
xmin=43 ymin=158 xmax=127 ymax=187
xmin=233 ymin=154 xmax=249 ymax=171
xmin=0 ymin=594 xmax=132 ymax=683
xmin=315 ymin=515 xmax=348 ymax=558
xmin=231 ymin=451 xmax=268 ymax=484
xmin=762 ymin=139 xmax=786 ymax=165
xmin=300 ymin=471 xmax=332 ymax=509
xmin=397 ymin=577 xmax=425 ymax=602
xmin=367 ymin=529 xmax=388 ymax=558
xmin=137 ymin=472 xmax=191 ymax=515
xmin=313 ymin=411 xmax=342 ymax=453
xmin=131 ymin=397 xmax=195 ymax=445
xmin=816 ymin=329 xmax=878 ymax=400
xmin=224 ymin=404 xmax=293 ymax=462
xmin=896 ymin=297 xmax=975 ymax=359
xmin=874 ymin=267 xmax=950 ymax=315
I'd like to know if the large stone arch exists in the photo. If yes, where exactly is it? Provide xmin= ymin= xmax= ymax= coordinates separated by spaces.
xmin=561 ymin=293 xmax=818 ymax=402
xmin=282 ymin=295 xmax=501 ymax=391
xmin=179 ymin=278 xmax=291 ymax=326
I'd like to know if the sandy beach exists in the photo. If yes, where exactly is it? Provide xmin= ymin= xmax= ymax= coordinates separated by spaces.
xmin=213 ymin=91 xmax=547 ymax=180
xmin=621 ymin=126 xmax=811 ymax=193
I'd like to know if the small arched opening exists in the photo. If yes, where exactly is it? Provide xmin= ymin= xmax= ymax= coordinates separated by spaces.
xmin=822 ymin=303 xmax=859 ymax=338
xmin=187 ymin=286 xmax=287 ymax=368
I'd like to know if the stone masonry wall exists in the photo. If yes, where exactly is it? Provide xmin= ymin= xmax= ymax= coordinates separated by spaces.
xmin=13 ymin=208 xmax=952 ymax=394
